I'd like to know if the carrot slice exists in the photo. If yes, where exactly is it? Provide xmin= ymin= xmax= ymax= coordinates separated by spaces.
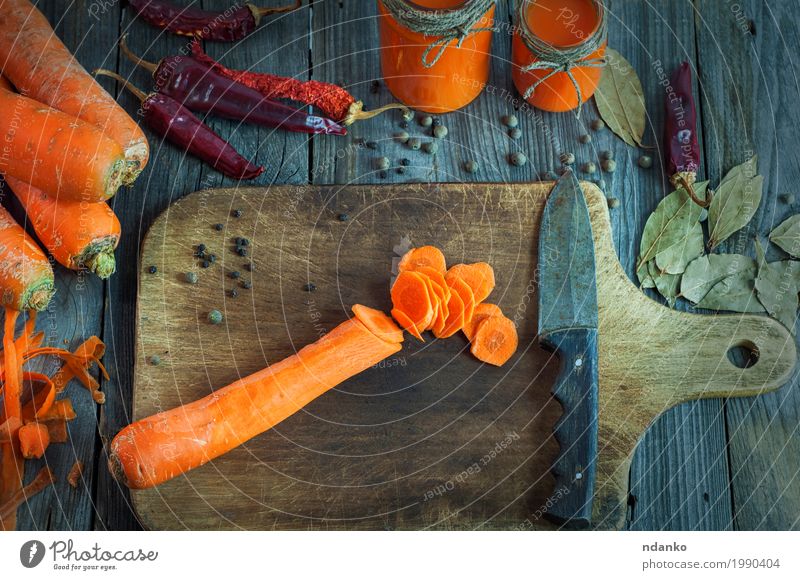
xmin=18 ymin=422 xmax=49 ymax=459
xmin=67 ymin=461 xmax=84 ymax=489
xmin=447 ymin=276 xmax=476 ymax=323
xmin=470 ymin=315 xmax=518 ymax=366
xmin=391 ymin=308 xmax=424 ymax=341
xmin=352 ymin=304 xmax=404 ymax=344
xmin=390 ymin=270 xmax=434 ymax=332
xmin=415 ymin=266 xmax=451 ymax=333
xmin=42 ymin=419 xmax=68 ymax=444
xmin=398 ymin=246 xmax=447 ymax=275
xmin=463 ymin=303 xmax=504 ymax=342
xmin=434 ymin=288 xmax=466 ymax=339
xmin=446 ymin=262 xmax=495 ymax=303
xmin=20 ymin=372 xmax=56 ymax=423
xmin=36 ymin=399 xmax=77 ymax=422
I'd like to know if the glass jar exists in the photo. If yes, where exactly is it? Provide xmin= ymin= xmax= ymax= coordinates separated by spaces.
xmin=377 ymin=0 xmax=496 ymax=113
xmin=512 ymin=0 xmax=606 ymax=113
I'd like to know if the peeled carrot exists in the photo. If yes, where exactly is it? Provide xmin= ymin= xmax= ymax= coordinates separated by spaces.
xmin=6 ymin=176 xmax=121 ymax=278
xmin=463 ymin=303 xmax=503 ymax=342
xmin=0 ymin=87 xmax=128 ymax=203
xmin=391 ymin=308 xmax=424 ymax=341
xmin=352 ymin=304 xmax=404 ymax=344
xmin=0 ymin=207 xmax=54 ymax=312
xmin=109 ymin=317 xmax=402 ymax=489
xmin=398 ymin=246 xmax=447 ymax=274
xmin=470 ymin=315 xmax=518 ymax=366
xmin=18 ymin=423 xmax=49 ymax=459
xmin=446 ymin=263 xmax=496 ymax=303
xmin=0 ymin=0 xmax=149 ymax=181
xmin=391 ymin=271 xmax=435 ymax=333
xmin=447 ymin=276 xmax=476 ymax=323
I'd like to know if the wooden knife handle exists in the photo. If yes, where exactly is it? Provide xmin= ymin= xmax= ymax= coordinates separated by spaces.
xmin=540 ymin=327 xmax=599 ymax=527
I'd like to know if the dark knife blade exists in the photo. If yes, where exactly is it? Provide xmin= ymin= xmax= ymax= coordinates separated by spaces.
xmin=537 ymin=170 xmax=599 ymax=527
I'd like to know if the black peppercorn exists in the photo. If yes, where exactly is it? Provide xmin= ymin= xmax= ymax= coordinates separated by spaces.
xmin=304 ymin=283 xmax=316 ymax=292
xmin=148 ymin=265 xmax=157 ymax=274
xmin=229 ymin=271 xmax=241 ymax=279
xmin=214 ymin=223 xmax=224 ymax=231
xmin=237 ymin=247 xmax=248 ymax=257
xmin=337 ymin=213 xmax=349 ymax=222
xmin=232 ymin=209 xmax=243 ymax=218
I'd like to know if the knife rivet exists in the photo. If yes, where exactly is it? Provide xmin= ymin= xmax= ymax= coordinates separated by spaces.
xmin=575 ymin=358 xmax=583 ymax=367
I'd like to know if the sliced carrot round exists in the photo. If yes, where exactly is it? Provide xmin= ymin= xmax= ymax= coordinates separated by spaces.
xmin=398 ymin=246 xmax=447 ymax=275
xmin=391 ymin=270 xmax=434 ymax=332
xmin=446 ymin=262 xmax=495 ymax=303
xmin=463 ymin=303 xmax=504 ymax=342
xmin=352 ymin=304 xmax=404 ymax=344
xmin=434 ymin=287 xmax=465 ymax=339
xmin=446 ymin=276 xmax=476 ymax=323
xmin=470 ymin=315 xmax=518 ymax=366
xmin=391 ymin=308 xmax=424 ymax=341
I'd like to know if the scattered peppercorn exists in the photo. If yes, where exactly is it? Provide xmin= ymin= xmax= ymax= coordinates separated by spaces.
xmin=509 ymin=152 xmax=527 ymax=167
xmin=149 ymin=355 xmax=161 ymax=366
xmin=400 ymin=158 xmax=411 ymax=166
xmin=399 ymin=120 xmax=409 ymax=129
xmin=590 ymin=118 xmax=605 ymax=131
xmin=582 ymin=162 xmax=597 ymax=173
xmin=208 ymin=309 xmax=223 ymax=324
xmin=601 ymin=159 xmax=617 ymax=173
xmin=201 ymin=260 xmax=211 ymax=268
xmin=402 ymin=109 xmax=414 ymax=122
xmin=236 ymin=247 xmax=248 ymax=257
xmin=394 ymin=131 xmax=409 ymax=144
xmin=214 ymin=223 xmax=224 ymax=231
xmin=207 ymin=253 xmax=217 ymax=263
xmin=232 ymin=209 xmax=242 ymax=218
xmin=229 ymin=289 xmax=239 ymax=298
xmin=184 ymin=271 xmax=198 ymax=284
xmin=422 ymin=141 xmax=438 ymax=154
xmin=780 ymin=193 xmax=795 ymax=204
xmin=244 ymin=263 xmax=252 ymax=272
xmin=501 ymin=114 xmax=518 ymax=128
xmin=229 ymin=271 xmax=241 ymax=279
xmin=379 ymin=170 xmax=388 ymax=179
xmin=338 ymin=213 xmax=349 ymax=221
xmin=432 ymin=125 xmax=448 ymax=139
xmin=747 ymin=19 xmax=756 ymax=36
xmin=366 ymin=140 xmax=378 ymax=150
xmin=508 ymin=127 xmax=522 ymax=140
xmin=197 ymin=243 xmax=206 ymax=253
xmin=600 ymin=150 xmax=614 ymax=161
xmin=239 ymin=238 xmax=250 ymax=247
xmin=241 ymin=280 xmax=252 ymax=289
xmin=375 ymin=156 xmax=391 ymax=170
xmin=419 ymin=115 xmax=433 ymax=127
xmin=579 ymin=134 xmax=591 ymax=144
xmin=147 ymin=265 xmax=157 ymax=274
xmin=638 ymin=155 xmax=653 ymax=169
xmin=370 ymin=79 xmax=381 ymax=93
xmin=560 ymin=152 xmax=575 ymax=165
xmin=304 ymin=282 xmax=316 ymax=292
xmin=464 ymin=160 xmax=478 ymax=173
xmin=408 ymin=138 xmax=421 ymax=151
xmin=607 ymin=197 xmax=620 ymax=208
xmin=396 ymin=166 xmax=406 ymax=174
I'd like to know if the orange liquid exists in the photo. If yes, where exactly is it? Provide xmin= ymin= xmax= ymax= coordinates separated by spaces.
xmin=512 ymin=0 xmax=605 ymax=112
xmin=378 ymin=0 xmax=495 ymax=113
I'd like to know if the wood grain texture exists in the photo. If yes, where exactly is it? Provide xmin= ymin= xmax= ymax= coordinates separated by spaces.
xmin=695 ymin=0 xmax=800 ymax=530
xmin=130 ymin=182 xmax=794 ymax=530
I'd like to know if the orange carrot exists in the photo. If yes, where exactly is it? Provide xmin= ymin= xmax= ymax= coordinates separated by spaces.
xmin=18 ymin=422 xmax=49 ymax=459
xmin=463 ymin=303 xmax=503 ymax=341
xmin=391 ymin=270 xmax=434 ymax=333
xmin=398 ymin=246 xmax=447 ymax=274
xmin=0 ymin=87 xmax=128 ymax=203
xmin=0 ymin=207 xmax=54 ymax=312
xmin=446 ymin=263 xmax=496 ymax=303
xmin=416 ymin=267 xmax=450 ymax=335
xmin=352 ymin=304 xmax=404 ymax=344
xmin=0 ymin=466 xmax=54 ymax=525
xmin=447 ymin=276 xmax=476 ymax=323
xmin=19 ymin=372 xmax=56 ymax=423
xmin=434 ymin=287 xmax=466 ymax=339
xmin=109 ymin=318 xmax=402 ymax=489
xmin=0 ymin=308 xmax=23 ymax=530
xmin=6 ymin=176 xmax=121 ymax=278
xmin=470 ymin=315 xmax=518 ymax=366
xmin=36 ymin=399 xmax=76 ymax=422
xmin=0 ymin=418 xmax=21 ymax=445
xmin=67 ymin=460 xmax=84 ymax=488
xmin=391 ymin=308 xmax=424 ymax=341
xmin=0 ymin=1 xmax=149 ymax=181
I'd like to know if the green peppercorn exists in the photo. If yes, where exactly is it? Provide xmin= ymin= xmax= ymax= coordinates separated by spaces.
xmin=432 ymin=125 xmax=448 ymax=139
xmin=638 ymin=155 xmax=653 ymax=169
xmin=501 ymin=114 xmax=518 ymax=128
xmin=509 ymin=152 xmax=527 ymax=167
xmin=780 ymin=193 xmax=795 ymax=204
xmin=560 ymin=152 xmax=575 ymax=165
xmin=601 ymin=159 xmax=617 ymax=173
xmin=600 ymin=150 xmax=614 ymax=160
xmin=590 ymin=119 xmax=605 ymax=131
xmin=508 ymin=127 xmax=522 ymax=140
xmin=463 ymin=160 xmax=478 ymax=174
xmin=208 ymin=309 xmax=223 ymax=324
xmin=579 ymin=134 xmax=591 ymax=144
xmin=375 ymin=156 xmax=390 ymax=170
xmin=607 ymin=197 xmax=620 ymax=209
xmin=582 ymin=162 xmax=597 ymax=174
xmin=394 ymin=131 xmax=409 ymax=144
xmin=408 ymin=138 xmax=421 ymax=151
xmin=422 ymin=141 xmax=438 ymax=154
xmin=184 ymin=272 xmax=198 ymax=284
xmin=149 ymin=355 xmax=161 ymax=366
xmin=419 ymin=115 xmax=433 ymax=128
xmin=402 ymin=109 xmax=414 ymax=122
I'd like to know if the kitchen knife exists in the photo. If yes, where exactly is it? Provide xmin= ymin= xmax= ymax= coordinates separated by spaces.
xmin=537 ymin=170 xmax=599 ymax=527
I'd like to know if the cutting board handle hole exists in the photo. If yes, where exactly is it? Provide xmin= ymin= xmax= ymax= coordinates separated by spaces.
xmin=726 ymin=341 xmax=760 ymax=369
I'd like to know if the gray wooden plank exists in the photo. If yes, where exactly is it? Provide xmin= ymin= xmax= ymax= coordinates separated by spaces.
xmin=695 ymin=0 xmax=800 ymax=530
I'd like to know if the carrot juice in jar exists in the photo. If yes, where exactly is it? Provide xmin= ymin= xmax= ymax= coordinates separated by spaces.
xmin=512 ymin=0 xmax=607 ymax=113
xmin=377 ymin=0 xmax=496 ymax=113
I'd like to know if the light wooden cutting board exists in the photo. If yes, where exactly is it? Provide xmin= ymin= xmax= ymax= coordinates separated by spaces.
xmin=131 ymin=182 xmax=796 ymax=530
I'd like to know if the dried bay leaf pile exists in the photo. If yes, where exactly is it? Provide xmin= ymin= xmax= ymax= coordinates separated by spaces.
xmin=637 ymin=155 xmax=800 ymax=333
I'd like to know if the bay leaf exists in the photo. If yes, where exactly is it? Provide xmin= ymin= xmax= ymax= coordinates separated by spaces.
xmin=637 ymin=183 xmax=709 ymax=275
xmin=595 ymin=48 xmax=646 ymax=148
xmin=680 ymin=253 xmax=757 ymax=304
xmin=708 ymin=156 xmax=763 ymax=249
xmin=768 ymin=214 xmax=800 ymax=257
xmin=754 ymin=239 xmax=799 ymax=331
xmin=637 ymin=259 xmax=656 ymax=288
xmin=649 ymin=261 xmax=680 ymax=307
xmin=695 ymin=272 xmax=764 ymax=313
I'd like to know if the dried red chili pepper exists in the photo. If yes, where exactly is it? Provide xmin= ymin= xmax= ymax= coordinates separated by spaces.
xmin=665 ymin=61 xmax=706 ymax=207
xmin=95 ymin=70 xmax=264 ymax=180
xmin=127 ymin=0 xmax=300 ymax=42
xmin=119 ymin=37 xmax=346 ymax=136
xmin=189 ymin=40 xmax=407 ymax=125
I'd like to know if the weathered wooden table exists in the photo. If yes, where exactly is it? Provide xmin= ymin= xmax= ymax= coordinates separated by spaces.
xmin=12 ymin=0 xmax=799 ymax=530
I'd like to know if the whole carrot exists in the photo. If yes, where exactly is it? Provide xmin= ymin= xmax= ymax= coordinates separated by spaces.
xmin=5 ymin=176 xmax=121 ymax=279
xmin=0 ymin=0 xmax=149 ymax=183
xmin=0 ymin=87 xmax=128 ymax=203
xmin=0 ymin=205 xmax=55 ymax=312
xmin=109 ymin=311 xmax=402 ymax=489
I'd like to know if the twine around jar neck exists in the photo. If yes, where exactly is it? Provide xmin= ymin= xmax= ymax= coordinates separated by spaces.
xmin=517 ymin=0 xmax=607 ymax=116
xmin=382 ymin=0 xmax=496 ymax=67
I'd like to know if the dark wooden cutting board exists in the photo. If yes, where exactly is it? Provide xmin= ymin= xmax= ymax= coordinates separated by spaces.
xmin=131 ymin=182 xmax=795 ymax=530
